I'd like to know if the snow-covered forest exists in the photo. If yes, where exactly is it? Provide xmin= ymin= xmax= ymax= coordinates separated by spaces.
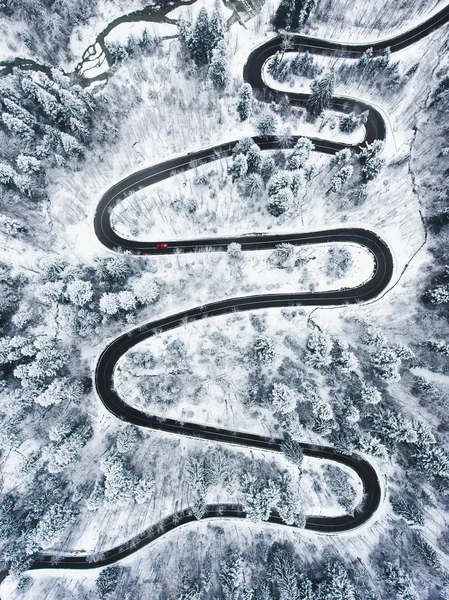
xmin=1 ymin=0 xmax=449 ymax=598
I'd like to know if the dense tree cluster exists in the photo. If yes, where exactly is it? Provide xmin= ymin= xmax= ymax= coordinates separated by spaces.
xmin=178 ymin=0 xmax=228 ymax=89
xmin=0 ymin=68 xmax=94 ymax=205
xmin=31 ymin=255 xmax=160 ymax=336
xmin=105 ymin=29 xmax=162 ymax=66
xmin=0 ymin=0 xmax=96 ymax=63
xmin=273 ymin=0 xmax=317 ymax=31
xmin=184 ymin=447 xmax=305 ymax=527
xmin=338 ymin=46 xmax=402 ymax=91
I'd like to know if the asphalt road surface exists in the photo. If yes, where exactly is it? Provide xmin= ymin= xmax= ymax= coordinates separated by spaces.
xmin=25 ymin=3 xmax=449 ymax=573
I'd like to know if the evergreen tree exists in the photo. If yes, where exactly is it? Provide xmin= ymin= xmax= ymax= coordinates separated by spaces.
xmin=229 ymin=154 xmax=248 ymax=181
xmin=246 ymin=145 xmax=262 ymax=173
xmin=268 ymin=170 xmax=293 ymax=196
xmin=95 ymin=566 xmax=120 ymax=600
xmin=1 ymin=112 xmax=35 ymax=142
xmin=253 ymin=335 xmax=277 ymax=365
xmin=134 ymin=475 xmax=155 ymax=504
xmin=227 ymin=242 xmax=244 ymax=259
xmin=258 ymin=113 xmax=278 ymax=138
xmin=267 ymin=189 xmax=293 ymax=216
xmin=382 ymin=562 xmax=418 ymax=600
xmin=66 ymin=279 xmax=94 ymax=306
xmin=208 ymin=40 xmax=229 ymax=89
xmin=261 ymin=156 xmax=275 ymax=182
xmin=277 ymin=473 xmax=305 ymax=525
xmin=188 ymin=7 xmax=212 ymax=67
xmin=209 ymin=0 xmax=226 ymax=49
xmin=240 ymin=473 xmax=279 ymax=521
xmin=242 ymin=173 xmax=264 ymax=197
xmin=413 ymin=444 xmax=449 ymax=479
xmin=270 ymin=382 xmax=297 ymax=414
xmin=272 ymin=549 xmax=300 ymax=600
xmin=44 ymin=421 xmax=92 ymax=473
xmin=237 ymin=83 xmax=252 ymax=121
xmin=391 ymin=496 xmax=424 ymax=526
xmin=318 ymin=561 xmax=356 ymax=600
xmin=220 ymin=552 xmax=244 ymax=600
xmin=117 ymin=290 xmax=137 ymax=312
xmin=16 ymin=154 xmax=41 ymax=173
xmin=360 ymin=382 xmax=382 ymax=405
xmin=100 ymin=453 xmax=138 ymax=507
xmin=178 ymin=17 xmax=191 ymax=52
xmin=329 ymin=165 xmax=354 ymax=193
xmin=267 ymin=51 xmax=284 ymax=79
xmin=362 ymin=156 xmax=384 ymax=181
xmin=339 ymin=110 xmax=369 ymax=133
xmin=185 ymin=454 xmax=208 ymax=519
xmin=132 ymin=274 xmax=159 ymax=305
xmin=291 ymin=51 xmax=321 ymax=77
xmin=0 ymin=162 xmax=18 ymax=187
xmin=371 ymin=346 xmax=401 ymax=381
xmin=0 ymin=215 xmax=26 ymax=236
xmin=60 ymin=132 xmax=83 ymax=157
xmin=281 ymin=438 xmax=304 ymax=469
xmin=336 ymin=349 xmax=358 ymax=373
xmin=233 ymin=137 xmax=262 ymax=172
xmin=116 ymin=426 xmax=138 ymax=453
xmin=3 ymin=98 xmax=36 ymax=127
xmin=273 ymin=0 xmax=316 ymax=30
xmin=306 ymin=330 xmax=333 ymax=368
xmin=99 ymin=292 xmax=120 ymax=316
xmin=307 ymin=70 xmax=334 ymax=118
xmin=35 ymin=377 xmax=83 ymax=407
xmin=287 ymin=137 xmax=314 ymax=169
xmin=27 ymin=503 xmax=76 ymax=553
xmin=426 ymin=284 xmax=449 ymax=304
xmin=359 ymin=139 xmax=383 ymax=161
xmin=331 ymin=148 xmax=352 ymax=166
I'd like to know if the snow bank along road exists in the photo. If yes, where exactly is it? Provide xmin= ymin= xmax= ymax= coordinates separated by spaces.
xmin=26 ymin=5 xmax=449 ymax=573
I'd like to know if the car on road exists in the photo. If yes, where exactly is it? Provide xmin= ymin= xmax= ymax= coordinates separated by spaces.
xmin=156 ymin=243 xmax=169 ymax=248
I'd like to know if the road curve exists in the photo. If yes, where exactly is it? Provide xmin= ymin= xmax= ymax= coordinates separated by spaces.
xmin=25 ymin=4 xmax=449 ymax=573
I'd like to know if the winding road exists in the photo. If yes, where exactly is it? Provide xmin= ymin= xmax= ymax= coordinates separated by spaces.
xmin=22 ymin=2 xmax=449 ymax=574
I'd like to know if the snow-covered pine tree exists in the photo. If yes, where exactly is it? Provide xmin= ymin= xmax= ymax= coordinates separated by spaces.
xmin=95 ymin=566 xmax=120 ymax=600
xmin=305 ymin=330 xmax=333 ymax=368
xmin=307 ymin=70 xmax=335 ymax=118
xmin=229 ymin=154 xmax=248 ymax=182
xmin=116 ymin=426 xmax=138 ymax=453
xmin=271 ymin=549 xmax=300 ymax=600
xmin=66 ymin=279 xmax=94 ymax=306
xmin=240 ymin=473 xmax=279 ymax=521
xmin=209 ymin=0 xmax=226 ymax=49
xmin=219 ymin=552 xmax=244 ymax=600
xmin=187 ymin=7 xmax=212 ymax=67
xmin=281 ymin=438 xmax=304 ymax=469
xmin=257 ymin=113 xmax=278 ymax=138
xmin=339 ymin=110 xmax=369 ymax=133
xmin=227 ymin=242 xmax=243 ymax=259
xmin=317 ymin=560 xmax=356 ymax=600
xmin=270 ymin=382 xmax=297 ymax=414
xmin=1 ymin=113 xmax=35 ymax=142
xmin=237 ymin=83 xmax=252 ymax=121
xmin=267 ymin=189 xmax=293 ymax=216
xmin=132 ymin=274 xmax=159 ymax=305
xmin=329 ymin=165 xmax=354 ymax=193
xmin=252 ymin=335 xmax=277 ymax=365
xmin=208 ymin=40 xmax=229 ymax=89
